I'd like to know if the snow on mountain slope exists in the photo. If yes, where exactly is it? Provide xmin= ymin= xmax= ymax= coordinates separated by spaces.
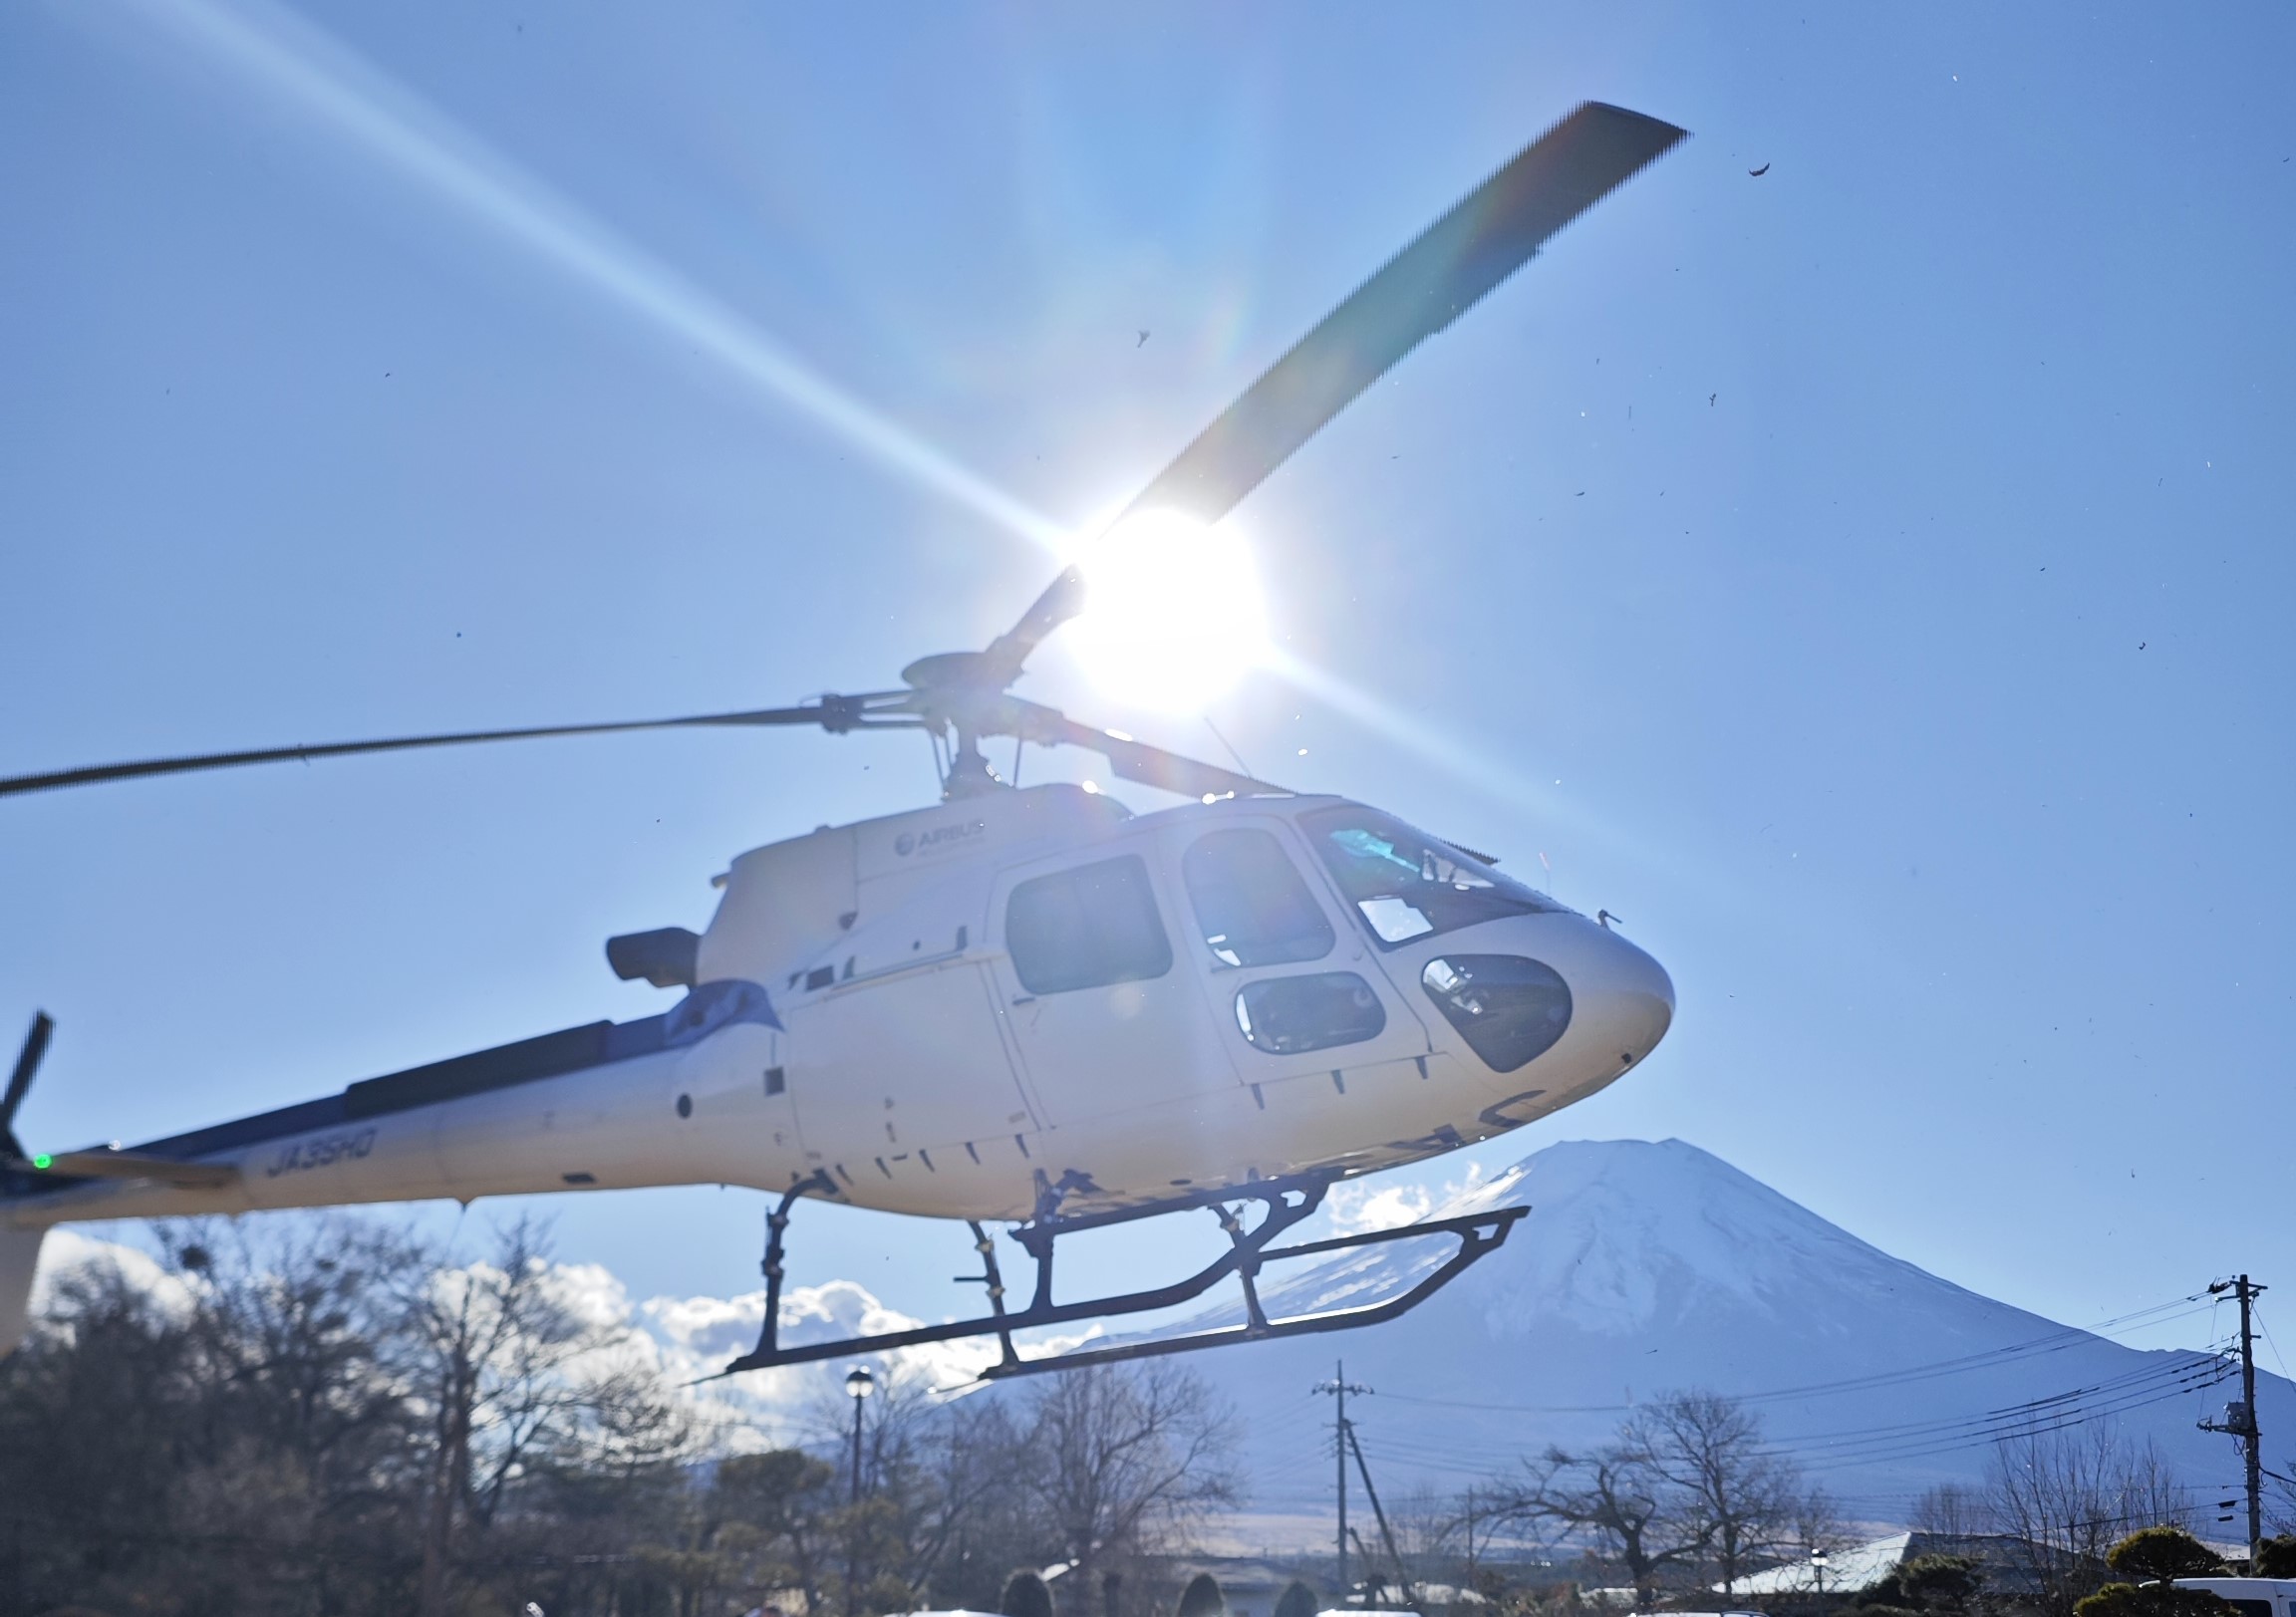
xmin=1141 ymin=1139 xmax=2284 ymax=1524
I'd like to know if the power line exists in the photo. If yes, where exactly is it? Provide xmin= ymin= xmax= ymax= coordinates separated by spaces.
xmin=1778 ymin=1350 xmax=2237 ymax=1454
xmin=1374 ymin=1296 xmax=2219 ymax=1420
xmin=1796 ymin=1365 xmax=2238 ymax=1473
xmin=2250 ymin=1299 xmax=2293 ymax=1384
xmin=1315 ymin=1346 xmax=2238 ymax=1484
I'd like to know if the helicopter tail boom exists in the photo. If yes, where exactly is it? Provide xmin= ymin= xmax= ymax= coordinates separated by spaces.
xmin=0 ymin=987 xmax=794 ymax=1239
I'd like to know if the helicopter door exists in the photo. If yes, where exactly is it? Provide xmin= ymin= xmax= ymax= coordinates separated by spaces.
xmin=1172 ymin=823 xmax=1431 ymax=1087
xmin=989 ymin=851 xmax=1240 ymax=1128
xmin=791 ymin=961 xmax=1032 ymax=1168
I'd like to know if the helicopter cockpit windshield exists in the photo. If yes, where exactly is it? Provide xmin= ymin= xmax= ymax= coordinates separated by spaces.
xmin=1299 ymin=805 xmax=1571 ymax=946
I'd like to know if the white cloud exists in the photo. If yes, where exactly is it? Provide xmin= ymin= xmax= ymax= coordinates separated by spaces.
xmin=641 ymin=1275 xmax=1092 ymax=1411
xmin=21 ymin=1216 xmax=1109 ymax=1443
xmin=30 ymin=1226 xmax=195 ymax=1321
xmin=1325 ymin=1181 xmax=1435 ymax=1234
xmin=1325 ymin=1161 xmax=1506 ymax=1235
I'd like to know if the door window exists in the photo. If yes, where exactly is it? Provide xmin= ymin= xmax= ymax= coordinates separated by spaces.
xmin=1005 ymin=855 xmax=1173 ymax=994
xmin=1234 ymin=972 xmax=1387 ymax=1055
xmin=1183 ymin=828 xmax=1336 ymax=967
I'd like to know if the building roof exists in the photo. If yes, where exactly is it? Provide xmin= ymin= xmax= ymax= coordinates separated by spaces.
xmin=1727 ymin=1532 xmax=2054 ymax=1598
xmin=1731 ymin=1535 xmax=1914 ymax=1597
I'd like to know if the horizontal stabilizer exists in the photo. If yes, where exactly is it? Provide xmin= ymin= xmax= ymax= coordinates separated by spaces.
xmin=26 ymin=1150 xmax=238 ymax=1190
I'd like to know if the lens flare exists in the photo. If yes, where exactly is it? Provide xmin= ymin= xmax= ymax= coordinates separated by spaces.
xmin=110 ymin=0 xmax=1063 ymax=557
xmin=1067 ymin=511 xmax=1267 ymax=711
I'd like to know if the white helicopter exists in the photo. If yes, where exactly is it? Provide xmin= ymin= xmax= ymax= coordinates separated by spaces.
xmin=0 ymin=103 xmax=1684 ymax=1376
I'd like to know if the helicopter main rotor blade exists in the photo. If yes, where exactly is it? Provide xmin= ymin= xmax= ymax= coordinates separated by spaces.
xmin=988 ymin=101 xmax=1687 ymax=677
xmin=985 ymin=566 xmax=1088 ymax=683
xmin=1129 ymin=102 xmax=1685 ymax=524
xmin=993 ymin=697 xmax=1282 ymax=801
xmin=0 ymin=695 xmax=920 ymax=800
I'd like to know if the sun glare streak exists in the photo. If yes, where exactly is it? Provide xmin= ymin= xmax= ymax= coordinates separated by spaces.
xmin=1266 ymin=649 xmax=1801 ymax=923
xmin=1262 ymin=647 xmax=1653 ymax=861
xmin=107 ymin=0 xmax=1065 ymax=556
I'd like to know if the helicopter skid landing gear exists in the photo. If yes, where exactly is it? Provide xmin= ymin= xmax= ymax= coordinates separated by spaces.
xmin=718 ymin=1172 xmax=1529 ymax=1382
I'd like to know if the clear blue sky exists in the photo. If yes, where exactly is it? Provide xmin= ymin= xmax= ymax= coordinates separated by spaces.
xmin=4 ymin=2 xmax=2292 ymax=1356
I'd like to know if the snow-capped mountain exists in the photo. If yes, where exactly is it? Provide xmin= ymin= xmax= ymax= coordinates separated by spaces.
xmin=1141 ymin=1139 xmax=2284 ymax=1524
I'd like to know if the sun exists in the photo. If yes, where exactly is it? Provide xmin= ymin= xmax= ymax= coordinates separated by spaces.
xmin=1064 ymin=510 xmax=1269 ymax=712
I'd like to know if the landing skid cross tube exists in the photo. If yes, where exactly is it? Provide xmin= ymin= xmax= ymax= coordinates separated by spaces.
xmin=717 ymin=1174 xmax=1530 ymax=1381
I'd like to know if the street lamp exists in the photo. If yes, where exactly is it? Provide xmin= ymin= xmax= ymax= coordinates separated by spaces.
xmin=1810 ymin=1550 xmax=1830 ymax=1599
xmin=844 ymin=1366 xmax=875 ymax=1501
xmin=844 ymin=1365 xmax=875 ymax=1617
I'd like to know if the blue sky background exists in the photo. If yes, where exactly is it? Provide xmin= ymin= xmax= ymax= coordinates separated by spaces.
xmin=3 ymin=2 xmax=2292 ymax=1362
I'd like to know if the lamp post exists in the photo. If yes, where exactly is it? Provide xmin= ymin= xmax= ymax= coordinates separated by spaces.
xmin=844 ymin=1366 xmax=875 ymax=1617
xmin=845 ymin=1366 xmax=875 ymax=1501
xmin=1811 ymin=1550 xmax=1830 ymax=1600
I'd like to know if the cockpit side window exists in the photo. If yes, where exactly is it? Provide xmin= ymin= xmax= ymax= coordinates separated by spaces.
xmin=1005 ymin=855 xmax=1173 ymax=994
xmin=1182 ymin=828 xmax=1335 ymax=967
xmin=1298 ymin=805 xmax=1570 ymax=947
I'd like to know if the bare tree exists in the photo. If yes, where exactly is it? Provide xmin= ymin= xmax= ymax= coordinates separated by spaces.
xmin=398 ymin=1217 xmax=637 ymax=1617
xmin=1497 ymin=1392 xmax=1813 ymax=1607
xmin=162 ymin=1216 xmax=429 ymax=1611
xmin=1635 ymin=1390 xmax=1801 ymax=1598
xmin=1506 ymin=1436 xmax=1700 ymax=1607
xmin=1912 ymin=1483 xmax=1989 ymax=1538
xmin=1446 ymin=1484 xmax=1512 ymax=1598
xmin=1791 ymin=1484 xmax=1851 ymax=1566
xmin=1012 ymin=1362 xmax=1242 ymax=1617
xmin=2120 ymin=1442 xmax=2197 ymax=1536
xmin=1984 ymin=1426 xmax=2193 ymax=1617
xmin=820 ymin=1371 xmax=1014 ymax=1615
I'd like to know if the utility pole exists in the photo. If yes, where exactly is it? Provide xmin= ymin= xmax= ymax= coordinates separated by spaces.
xmin=1314 ymin=1362 xmax=1372 ymax=1605
xmin=2201 ymin=1276 xmax=2267 ymax=1565
xmin=1345 ymin=1419 xmax=1417 ymax=1607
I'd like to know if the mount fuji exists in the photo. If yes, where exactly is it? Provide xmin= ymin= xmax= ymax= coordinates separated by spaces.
xmin=1136 ymin=1139 xmax=2285 ymax=1526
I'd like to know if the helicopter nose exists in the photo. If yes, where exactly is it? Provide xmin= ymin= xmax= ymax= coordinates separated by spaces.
xmin=1584 ymin=931 xmax=1673 ymax=1070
